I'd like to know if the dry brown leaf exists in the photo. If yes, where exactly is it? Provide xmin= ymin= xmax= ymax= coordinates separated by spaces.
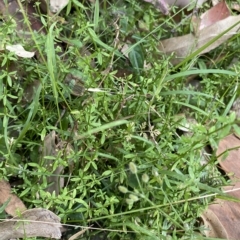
xmin=201 ymin=182 xmax=240 ymax=239
xmin=0 ymin=208 xmax=61 ymax=240
xmin=42 ymin=131 xmax=64 ymax=195
xmin=201 ymin=207 xmax=228 ymax=238
xmin=0 ymin=180 xmax=26 ymax=216
xmin=200 ymin=134 xmax=240 ymax=239
xmin=159 ymin=15 xmax=240 ymax=65
xmin=199 ymin=0 xmax=230 ymax=30
xmin=216 ymin=134 xmax=240 ymax=179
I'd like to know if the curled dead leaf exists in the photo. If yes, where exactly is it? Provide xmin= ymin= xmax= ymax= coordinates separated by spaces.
xmin=0 ymin=208 xmax=62 ymax=240
xmin=201 ymin=207 xmax=228 ymax=238
xmin=201 ymin=182 xmax=240 ymax=239
xmin=0 ymin=180 xmax=26 ymax=216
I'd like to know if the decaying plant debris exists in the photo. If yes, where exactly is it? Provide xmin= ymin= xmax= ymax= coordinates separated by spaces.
xmin=0 ymin=208 xmax=62 ymax=240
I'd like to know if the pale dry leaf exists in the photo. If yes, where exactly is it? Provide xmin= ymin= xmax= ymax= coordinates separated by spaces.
xmin=230 ymin=2 xmax=240 ymax=12
xmin=167 ymin=0 xmax=207 ymax=7
xmin=0 ymin=208 xmax=61 ymax=240
xmin=159 ymin=15 xmax=240 ymax=64
xmin=143 ymin=0 xmax=207 ymax=14
xmin=231 ymin=98 xmax=240 ymax=120
xmin=0 ymin=180 xmax=26 ymax=216
xmin=6 ymin=44 xmax=35 ymax=58
xmin=211 ymin=0 xmax=219 ymax=6
xmin=42 ymin=131 xmax=64 ymax=195
xmin=49 ymin=0 xmax=69 ymax=13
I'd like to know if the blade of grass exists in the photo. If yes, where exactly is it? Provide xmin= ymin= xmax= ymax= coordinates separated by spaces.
xmin=75 ymin=120 xmax=128 ymax=139
xmin=165 ymin=69 xmax=237 ymax=82
xmin=174 ymin=19 xmax=240 ymax=69
xmin=14 ymin=84 xmax=42 ymax=147
xmin=173 ymin=101 xmax=209 ymax=116
xmin=94 ymin=0 xmax=99 ymax=31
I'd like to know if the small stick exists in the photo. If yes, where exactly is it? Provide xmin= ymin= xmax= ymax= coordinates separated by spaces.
xmin=68 ymin=226 xmax=92 ymax=240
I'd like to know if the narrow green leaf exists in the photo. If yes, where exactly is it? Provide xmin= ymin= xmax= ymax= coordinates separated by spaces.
xmin=94 ymin=0 xmax=99 ymax=31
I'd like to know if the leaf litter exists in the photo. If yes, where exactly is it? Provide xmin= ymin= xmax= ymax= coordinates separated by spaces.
xmin=0 ymin=208 xmax=62 ymax=240
xmin=0 ymin=180 xmax=26 ymax=216
xmin=159 ymin=1 xmax=240 ymax=65
xmin=1 ymin=0 xmax=240 ymax=239
xmin=199 ymin=134 xmax=240 ymax=239
xmin=0 ymin=180 xmax=62 ymax=239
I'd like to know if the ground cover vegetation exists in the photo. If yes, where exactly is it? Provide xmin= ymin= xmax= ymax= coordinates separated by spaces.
xmin=0 ymin=0 xmax=240 ymax=239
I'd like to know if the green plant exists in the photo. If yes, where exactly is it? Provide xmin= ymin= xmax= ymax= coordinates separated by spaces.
xmin=0 ymin=0 xmax=239 ymax=239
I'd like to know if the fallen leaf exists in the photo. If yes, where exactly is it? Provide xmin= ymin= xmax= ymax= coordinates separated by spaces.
xmin=0 ymin=208 xmax=62 ymax=240
xmin=0 ymin=180 xmax=26 ymax=216
xmin=143 ymin=0 xmax=207 ymax=14
xmin=200 ymin=133 xmax=240 ymax=239
xmin=216 ymin=134 xmax=240 ymax=179
xmin=199 ymin=1 xmax=230 ymax=30
xmin=201 ymin=206 xmax=228 ymax=238
xmin=6 ymin=44 xmax=35 ymax=58
xmin=201 ymin=182 xmax=240 ymax=239
xmin=159 ymin=15 xmax=240 ymax=65
xmin=231 ymin=2 xmax=240 ymax=12
xmin=212 ymin=0 xmax=219 ymax=6
xmin=42 ymin=131 xmax=64 ymax=195
xmin=167 ymin=0 xmax=207 ymax=8
xmin=231 ymin=98 xmax=240 ymax=120
xmin=49 ymin=0 xmax=69 ymax=13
